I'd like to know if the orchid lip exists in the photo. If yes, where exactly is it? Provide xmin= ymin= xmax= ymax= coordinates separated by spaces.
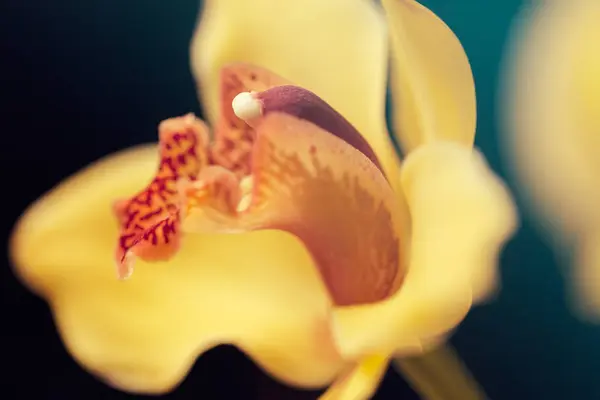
xmin=114 ymin=66 xmax=403 ymax=308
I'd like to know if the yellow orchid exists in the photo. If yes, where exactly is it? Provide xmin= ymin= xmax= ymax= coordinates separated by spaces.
xmin=502 ymin=0 xmax=600 ymax=321
xmin=10 ymin=0 xmax=517 ymax=399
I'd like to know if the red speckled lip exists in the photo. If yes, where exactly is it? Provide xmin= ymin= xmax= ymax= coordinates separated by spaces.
xmin=113 ymin=114 xmax=210 ymax=279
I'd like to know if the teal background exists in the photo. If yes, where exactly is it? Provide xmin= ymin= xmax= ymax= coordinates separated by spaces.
xmin=1 ymin=0 xmax=598 ymax=398
xmin=421 ymin=1 xmax=600 ymax=399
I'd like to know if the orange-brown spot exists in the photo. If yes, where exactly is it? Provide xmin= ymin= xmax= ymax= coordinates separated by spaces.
xmin=114 ymin=114 xmax=209 ymax=278
xmin=246 ymin=114 xmax=403 ymax=305
xmin=254 ymin=139 xmax=400 ymax=305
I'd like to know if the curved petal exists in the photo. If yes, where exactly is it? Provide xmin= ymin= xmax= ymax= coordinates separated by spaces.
xmin=12 ymin=145 xmax=158 ymax=294
xmin=330 ymin=142 xmax=517 ymax=359
xmin=10 ymin=145 xmax=348 ymax=393
xmin=383 ymin=0 xmax=476 ymax=152
xmin=501 ymin=0 xmax=600 ymax=320
xmin=190 ymin=0 xmax=401 ymax=186
xmin=181 ymin=110 xmax=408 ymax=305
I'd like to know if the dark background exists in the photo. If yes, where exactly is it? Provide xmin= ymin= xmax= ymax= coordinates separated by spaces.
xmin=1 ymin=0 xmax=598 ymax=399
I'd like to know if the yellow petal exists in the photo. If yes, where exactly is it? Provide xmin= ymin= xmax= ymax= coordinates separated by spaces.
xmin=10 ymin=146 xmax=347 ymax=393
xmin=12 ymin=145 xmax=157 ymax=294
xmin=501 ymin=0 xmax=600 ymax=320
xmin=383 ymin=0 xmax=476 ymax=152
xmin=330 ymin=142 xmax=517 ymax=359
xmin=190 ymin=0 xmax=401 ymax=187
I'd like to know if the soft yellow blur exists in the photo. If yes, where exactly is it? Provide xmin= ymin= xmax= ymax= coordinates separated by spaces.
xmin=502 ymin=0 xmax=600 ymax=321
xmin=10 ymin=1 xmax=518 ymax=399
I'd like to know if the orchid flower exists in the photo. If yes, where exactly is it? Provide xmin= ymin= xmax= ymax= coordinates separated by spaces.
xmin=502 ymin=0 xmax=600 ymax=321
xmin=10 ymin=0 xmax=517 ymax=399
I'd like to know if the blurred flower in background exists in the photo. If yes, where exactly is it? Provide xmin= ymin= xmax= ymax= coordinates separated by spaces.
xmin=501 ymin=0 xmax=600 ymax=321
xmin=10 ymin=0 xmax=517 ymax=399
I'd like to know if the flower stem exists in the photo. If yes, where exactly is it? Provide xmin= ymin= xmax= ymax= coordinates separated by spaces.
xmin=394 ymin=344 xmax=487 ymax=400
